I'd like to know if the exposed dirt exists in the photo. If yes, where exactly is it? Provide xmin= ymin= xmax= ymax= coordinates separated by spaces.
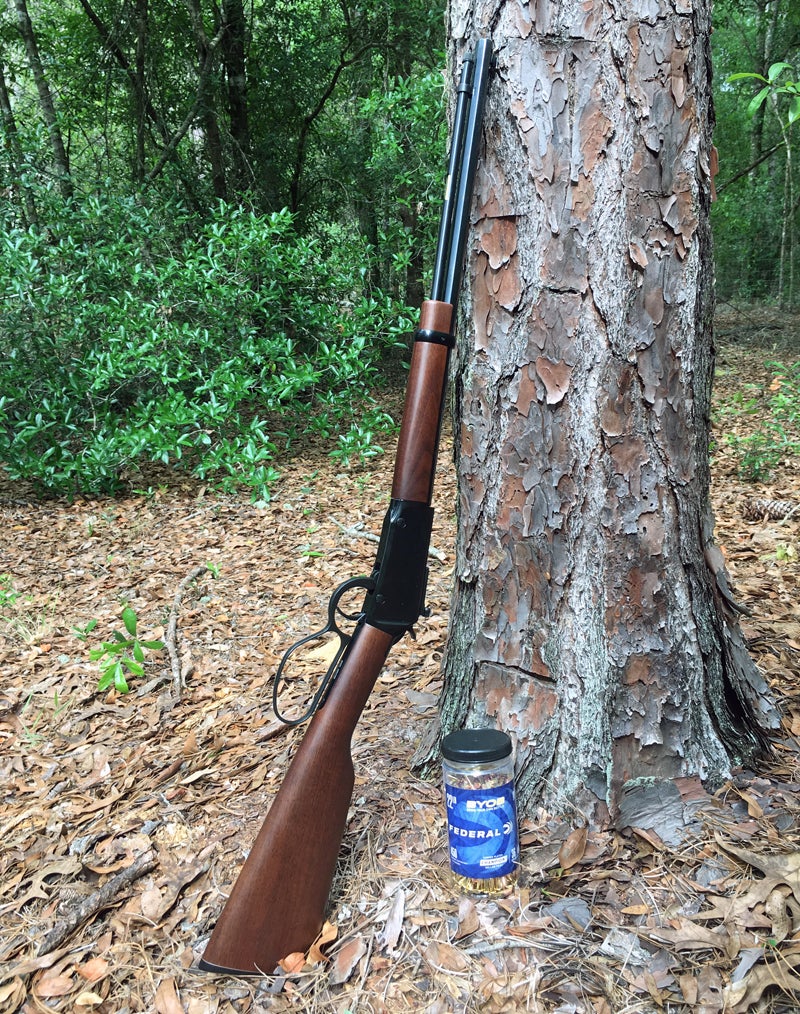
xmin=1 ymin=306 xmax=799 ymax=1013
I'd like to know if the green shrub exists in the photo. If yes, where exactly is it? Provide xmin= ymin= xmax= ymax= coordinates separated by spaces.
xmin=724 ymin=360 xmax=800 ymax=481
xmin=0 ymin=196 xmax=410 ymax=499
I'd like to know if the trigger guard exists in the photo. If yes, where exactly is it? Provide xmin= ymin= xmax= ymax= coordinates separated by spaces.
xmin=272 ymin=575 xmax=375 ymax=726
xmin=329 ymin=576 xmax=374 ymax=627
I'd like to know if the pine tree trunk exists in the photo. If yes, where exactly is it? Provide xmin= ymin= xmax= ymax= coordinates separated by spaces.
xmin=435 ymin=0 xmax=778 ymax=823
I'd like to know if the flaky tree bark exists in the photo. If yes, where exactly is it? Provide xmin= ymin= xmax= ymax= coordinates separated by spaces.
xmin=436 ymin=0 xmax=778 ymax=823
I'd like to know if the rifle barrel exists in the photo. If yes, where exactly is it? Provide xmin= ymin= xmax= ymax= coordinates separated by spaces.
xmin=443 ymin=38 xmax=492 ymax=307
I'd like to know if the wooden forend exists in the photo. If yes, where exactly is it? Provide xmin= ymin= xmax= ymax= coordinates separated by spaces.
xmin=391 ymin=300 xmax=454 ymax=504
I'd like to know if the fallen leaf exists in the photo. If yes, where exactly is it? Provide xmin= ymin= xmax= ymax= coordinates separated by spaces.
xmin=523 ymin=841 xmax=562 ymax=875
xmin=75 ymin=957 xmax=109 ymax=983
xmin=678 ymin=973 xmax=698 ymax=1005
xmin=329 ymin=935 xmax=367 ymax=985
xmin=558 ymin=826 xmax=587 ymax=870
xmin=74 ymin=991 xmax=105 ymax=1006
xmin=716 ymin=836 xmax=800 ymax=904
xmin=630 ymin=826 xmax=666 ymax=850
xmin=381 ymin=887 xmax=405 ymax=951
xmin=766 ymin=887 xmax=791 ymax=942
xmin=278 ymin=952 xmax=306 ymax=974
xmin=307 ymin=920 xmax=338 ymax=965
xmin=424 ymin=941 xmax=469 ymax=972
xmin=696 ymin=964 xmax=724 ymax=1012
xmin=740 ymin=791 xmax=764 ymax=818
xmin=154 ymin=977 xmax=183 ymax=1014
xmin=0 ymin=980 xmax=26 ymax=1009
xmin=454 ymin=896 xmax=479 ymax=940
xmin=35 ymin=973 xmax=75 ymax=997
xmin=723 ymin=953 xmax=800 ymax=1012
xmin=645 ymin=917 xmax=746 ymax=955
xmin=140 ymin=886 xmax=164 ymax=921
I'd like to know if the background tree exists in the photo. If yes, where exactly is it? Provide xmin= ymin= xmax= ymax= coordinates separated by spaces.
xmin=0 ymin=0 xmax=447 ymax=497
xmin=10 ymin=0 xmax=72 ymax=198
xmin=431 ymin=0 xmax=779 ymax=823
xmin=713 ymin=0 xmax=800 ymax=304
xmin=0 ymin=51 xmax=37 ymax=223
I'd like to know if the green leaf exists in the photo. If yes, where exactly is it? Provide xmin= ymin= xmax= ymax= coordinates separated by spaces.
xmin=746 ymin=86 xmax=771 ymax=118
xmin=767 ymin=61 xmax=794 ymax=83
xmin=97 ymin=666 xmax=115 ymax=691
xmin=133 ymin=641 xmax=145 ymax=663
xmin=72 ymin=619 xmax=98 ymax=641
xmin=727 ymin=72 xmax=767 ymax=84
xmin=122 ymin=657 xmax=145 ymax=676
xmin=790 ymin=94 xmax=800 ymax=124
xmin=122 ymin=606 xmax=138 ymax=636
xmin=140 ymin=639 xmax=165 ymax=650
xmin=114 ymin=667 xmax=130 ymax=694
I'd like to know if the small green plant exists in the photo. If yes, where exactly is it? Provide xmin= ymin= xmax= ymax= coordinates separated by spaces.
xmin=19 ymin=691 xmax=45 ymax=745
xmin=0 ymin=573 xmax=20 ymax=610
xmin=329 ymin=407 xmax=396 ymax=467
xmin=89 ymin=606 xmax=164 ymax=694
xmin=723 ymin=360 xmax=800 ymax=481
xmin=0 ymin=197 xmax=412 ymax=501
xmin=0 ymin=574 xmax=57 ymax=644
xmin=71 ymin=619 xmax=98 ymax=641
xmin=20 ymin=689 xmax=70 ymax=745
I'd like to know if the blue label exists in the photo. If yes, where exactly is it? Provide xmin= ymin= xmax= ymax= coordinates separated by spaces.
xmin=444 ymin=779 xmax=518 ymax=879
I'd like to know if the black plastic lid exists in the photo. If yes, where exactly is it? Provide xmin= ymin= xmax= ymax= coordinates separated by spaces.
xmin=441 ymin=728 xmax=512 ymax=763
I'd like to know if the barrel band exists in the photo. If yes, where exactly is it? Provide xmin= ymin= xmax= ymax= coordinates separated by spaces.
xmin=414 ymin=328 xmax=455 ymax=348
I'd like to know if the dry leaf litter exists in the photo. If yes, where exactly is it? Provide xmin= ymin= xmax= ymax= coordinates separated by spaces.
xmin=1 ymin=310 xmax=799 ymax=1013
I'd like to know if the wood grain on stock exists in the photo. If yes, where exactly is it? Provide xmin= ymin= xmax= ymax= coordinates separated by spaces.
xmin=202 ymin=299 xmax=454 ymax=974
xmin=391 ymin=300 xmax=454 ymax=503
xmin=200 ymin=623 xmax=395 ymax=975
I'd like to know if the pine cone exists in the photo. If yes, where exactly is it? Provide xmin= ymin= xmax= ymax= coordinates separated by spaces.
xmin=742 ymin=498 xmax=798 ymax=521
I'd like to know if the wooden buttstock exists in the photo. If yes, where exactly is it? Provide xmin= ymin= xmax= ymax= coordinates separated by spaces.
xmin=199 ymin=622 xmax=394 ymax=976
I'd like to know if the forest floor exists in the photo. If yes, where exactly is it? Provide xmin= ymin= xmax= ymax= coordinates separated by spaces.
xmin=1 ymin=306 xmax=800 ymax=1014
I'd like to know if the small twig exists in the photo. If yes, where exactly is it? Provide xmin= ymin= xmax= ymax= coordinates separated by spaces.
xmin=166 ymin=565 xmax=207 ymax=698
xmin=37 ymin=850 xmax=156 ymax=956
xmin=331 ymin=517 xmax=447 ymax=563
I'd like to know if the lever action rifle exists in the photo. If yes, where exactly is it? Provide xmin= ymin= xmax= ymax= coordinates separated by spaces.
xmin=199 ymin=39 xmax=492 ymax=977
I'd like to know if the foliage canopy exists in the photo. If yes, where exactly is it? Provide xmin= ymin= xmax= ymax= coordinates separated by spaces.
xmin=0 ymin=0 xmax=797 ymax=497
